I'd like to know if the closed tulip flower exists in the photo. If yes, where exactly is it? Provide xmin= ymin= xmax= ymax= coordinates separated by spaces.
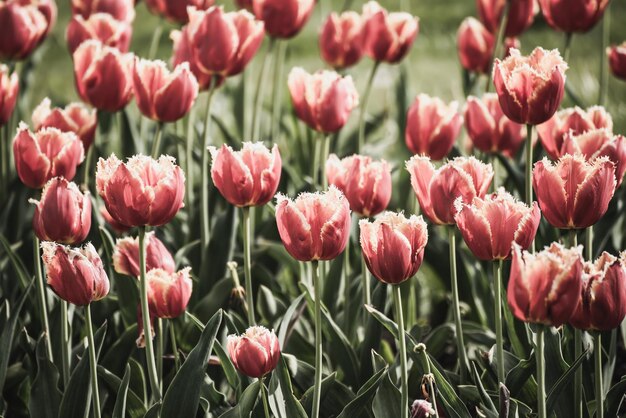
xmin=538 ymin=0 xmax=609 ymax=33
xmin=405 ymin=94 xmax=462 ymax=160
xmin=73 ymin=40 xmax=134 ymax=112
xmin=319 ymin=12 xmax=365 ymax=69
xmin=360 ymin=212 xmax=428 ymax=285
xmin=455 ymin=189 xmax=540 ymax=260
xmin=477 ymin=0 xmax=535 ymax=37
xmin=533 ymin=154 xmax=616 ymax=229
xmin=362 ymin=1 xmax=418 ymax=63
xmin=406 ymin=155 xmax=493 ymax=225
xmin=113 ymin=232 xmax=175 ymax=277
xmin=326 ymin=154 xmax=391 ymax=217
xmin=32 ymin=97 xmax=97 ymax=151
xmin=0 ymin=65 xmax=19 ymax=126
xmin=13 ymin=123 xmax=85 ymax=189
xmin=66 ymin=12 xmax=132 ymax=53
xmin=41 ymin=241 xmax=110 ymax=306
xmin=31 ymin=177 xmax=91 ymax=244
xmin=96 ymin=154 xmax=185 ymax=227
xmin=227 ymin=326 xmax=280 ymax=378
xmin=0 ymin=1 xmax=48 ymax=60
xmin=288 ymin=68 xmax=359 ymax=133
xmin=276 ymin=186 xmax=351 ymax=262
xmin=209 ymin=142 xmax=281 ymax=207
xmin=493 ymin=47 xmax=568 ymax=125
xmin=252 ymin=0 xmax=314 ymax=39
xmin=145 ymin=0 xmax=213 ymax=23
xmin=507 ymin=242 xmax=584 ymax=326
xmin=71 ymin=0 xmax=135 ymax=23
xmin=132 ymin=59 xmax=199 ymax=123
xmin=608 ymin=42 xmax=626 ymax=81
xmin=457 ymin=17 xmax=494 ymax=74
xmin=464 ymin=94 xmax=526 ymax=158
xmin=146 ymin=267 xmax=192 ymax=318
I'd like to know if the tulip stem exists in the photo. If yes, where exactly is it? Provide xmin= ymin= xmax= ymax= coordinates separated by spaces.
xmin=185 ymin=107 xmax=196 ymax=209
xmin=563 ymin=32 xmax=573 ymax=64
xmin=525 ymin=124 xmax=533 ymax=207
xmin=312 ymin=136 xmax=321 ymax=187
xmin=493 ymin=260 xmax=505 ymax=386
xmin=83 ymin=144 xmax=94 ymax=190
xmin=33 ymin=236 xmax=53 ymax=362
xmin=536 ymin=326 xmax=546 ymax=418
xmin=585 ymin=226 xmax=593 ymax=260
xmin=311 ymin=260 xmax=323 ymax=418
xmin=169 ymin=320 xmax=180 ymax=371
xmin=357 ymin=62 xmax=380 ymax=154
xmin=574 ymin=328 xmax=583 ymax=418
xmin=485 ymin=0 xmax=509 ymax=93
xmin=448 ymin=227 xmax=469 ymax=381
xmin=138 ymin=226 xmax=161 ymax=401
xmin=201 ymin=81 xmax=217 ymax=258
xmin=259 ymin=376 xmax=271 ymax=418
xmin=252 ymin=39 xmax=275 ymax=140
xmin=270 ymin=40 xmax=286 ymax=143
xmin=150 ymin=122 xmax=163 ymax=159
xmin=392 ymin=285 xmax=409 ymax=418
xmin=85 ymin=304 xmax=101 ymax=418
xmin=491 ymin=154 xmax=499 ymax=191
xmin=594 ymin=333 xmax=604 ymax=418
xmin=148 ymin=20 xmax=163 ymax=60
xmin=60 ymin=300 xmax=70 ymax=387
xmin=156 ymin=318 xmax=163 ymax=392
xmin=599 ymin=5 xmax=611 ymax=106
xmin=343 ymin=240 xmax=351 ymax=330
xmin=361 ymin=256 xmax=371 ymax=307
xmin=242 ymin=207 xmax=256 ymax=325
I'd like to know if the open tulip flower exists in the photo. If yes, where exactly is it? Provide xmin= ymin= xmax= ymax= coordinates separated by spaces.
xmin=66 ymin=12 xmax=132 ymax=54
xmin=0 ymin=0 xmax=53 ymax=60
xmin=113 ymin=232 xmax=176 ymax=277
xmin=71 ymin=0 xmax=135 ymax=23
xmin=608 ymin=42 xmax=626 ymax=81
xmin=457 ymin=17 xmax=494 ymax=74
xmin=252 ymin=0 xmax=314 ymax=39
xmin=100 ymin=206 xmax=131 ymax=234
xmin=533 ymin=154 xmax=616 ymax=229
xmin=0 ymin=65 xmax=19 ymax=126
xmin=145 ymin=0 xmax=213 ymax=23
xmin=362 ymin=1 xmax=418 ymax=64
xmin=476 ymin=0 xmax=535 ymax=37
xmin=227 ymin=326 xmax=280 ymax=378
xmin=146 ymin=267 xmax=193 ymax=319
xmin=32 ymin=97 xmax=97 ymax=151
xmin=319 ymin=11 xmax=365 ymax=69
xmin=538 ymin=0 xmax=609 ymax=33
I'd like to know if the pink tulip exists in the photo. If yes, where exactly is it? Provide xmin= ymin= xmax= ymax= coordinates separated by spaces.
xmin=146 ymin=267 xmax=193 ymax=318
xmin=0 ymin=65 xmax=19 ymax=126
xmin=113 ymin=232 xmax=176 ymax=277
xmin=608 ymin=42 xmax=626 ymax=81
xmin=319 ymin=12 xmax=365 ymax=69
xmin=32 ymin=97 xmax=97 ymax=150
xmin=411 ymin=400 xmax=436 ymax=418
xmin=457 ymin=17 xmax=494 ymax=74
xmin=66 ymin=12 xmax=132 ymax=53
xmin=538 ymin=0 xmax=609 ymax=33
xmin=252 ymin=0 xmax=314 ymax=39
xmin=21 ymin=0 xmax=56 ymax=34
xmin=0 ymin=1 xmax=48 ymax=60
xmin=227 ymin=326 xmax=280 ymax=377
xmin=235 ymin=0 xmax=253 ymax=11
xmin=476 ymin=0 xmax=535 ymax=37
xmin=362 ymin=1 xmax=418 ymax=63
xmin=100 ymin=206 xmax=131 ymax=234
xmin=145 ymin=0 xmax=213 ymax=23
xmin=71 ymin=0 xmax=135 ymax=23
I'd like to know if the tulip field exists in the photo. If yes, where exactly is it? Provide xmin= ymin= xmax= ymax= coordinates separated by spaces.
xmin=3 ymin=0 xmax=626 ymax=417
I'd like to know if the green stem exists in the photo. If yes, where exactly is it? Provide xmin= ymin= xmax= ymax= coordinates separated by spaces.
xmin=83 ymin=144 xmax=94 ymax=189
xmin=185 ymin=107 xmax=196 ymax=208
xmin=311 ymin=260 xmax=322 ymax=418
xmin=563 ymin=32 xmax=573 ymax=63
xmin=33 ymin=236 xmax=53 ymax=361
xmin=536 ymin=326 xmax=546 ymax=418
xmin=270 ymin=40 xmax=286 ymax=142
xmin=201 ymin=81 xmax=217 ymax=255
xmin=312 ymin=136 xmax=321 ymax=187
xmin=485 ymin=0 xmax=509 ymax=93
xmin=343 ymin=240 xmax=351 ymax=330
xmin=169 ymin=320 xmax=180 ymax=371
xmin=494 ymin=260 xmax=505 ymax=385
xmin=252 ymin=39 xmax=275 ymax=140
xmin=85 ymin=304 xmax=101 ymax=418
xmin=357 ymin=62 xmax=380 ymax=154
xmin=148 ymin=21 xmax=163 ymax=59
xmin=594 ymin=333 xmax=604 ymax=418
xmin=392 ymin=285 xmax=409 ymax=418
xmin=156 ymin=318 xmax=163 ymax=392
xmin=525 ymin=124 xmax=533 ymax=206
xmin=60 ymin=300 xmax=70 ymax=387
xmin=242 ymin=207 xmax=256 ymax=325
xmin=361 ymin=255 xmax=371 ymax=306
xmin=492 ymin=154 xmax=499 ymax=191
xmin=0 ymin=122 xmax=6 ymax=201
xmin=599 ymin=5 xmax=611 ymax=106
xmin=585 ymin=227 xmax=593 ymax=261
xmin=321 ymin=134 xmax=330 ymax=190
xmin=449 ymin=227 xmax=468 ymax=381
xmin=569 ymin=229 xmax=578 ymax=247
xmin=150 ymin=122 xmax=163 ymax=159
xmin=260 ymin=376 xmax=271 ymax=418
xmin=574 ymin=328 xmax=582 ymax=418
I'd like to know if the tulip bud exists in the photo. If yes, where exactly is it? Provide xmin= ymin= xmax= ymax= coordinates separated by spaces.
xmin=362 ymin=1 xmax=419 ymax=63
xmin=405 ymin=94 xmax=462 ymax=160
xmin=319 ymin=12 xmax=365 ymax=69
xmin=41 ymin=241 xmax=110 ymax=306
xmin=113 ymin=232 xmax=176 ymax=277
xmin=0 ymin=1 xmax=49 ymax=60
xmin=31 ymin=177 xmax=91 ymax=245
xmin=533 ymin=154 xmax=616 ymax=229
xmin=608 ymin=42 xmax=626 ymax=81
xmin=71 ymin=0 xmax=135 ymax=23
xmin=66 ymin=12 xmax=132 ymax=54
xmin=96 ymin=154 xmax=185 ymax=227
xmin=464 ymin=94 xmax=526 ymax=158
xmin=227 ymin=326 xmax=281 ymax=378
xmin=326 ymin=154 xmax=391 ymax=217
xmin=360 ymin=212 xmax=428 ymax=285
xmin=209 ymin=142 xmax=281 ymax=207
xmin=252 ymin=0 xmax=314 ymax=39
xmin=507 ymin=242 xmax=584 ymax=326
xmin=132 ymin=59 xmax=199 ymax=122
xmin=0 ymin=65 xmax=19 ymax=126
xmin=100 ymin=206 xmax=131 ymax=234
xmin=32 ymin=97 xmax=97 ymax=151
xmin=493 ymin=47 xmax=567 ymax=125
xmin=477 ymin=0 xmax=535 ymax=37
xmin=406 ymin=155 xmax=493 ymax=225
xmin=538 ymin=0 xmax=609 ymax=33
xmin=13 ymin=123 xmax=85 ymax=189
xmin=275 ymin=186 xmax=351 ymax=262
xmin=170 ymin=27 xmax=212 ymax=90
xmin=288 ymin=67 xmax=359 ymax=133
xmin=145 ymin=0 xmax=213 ymax=23
xmin=457 ymin=17 xmax=494 ymax=74
xmin=146 ymin=267 xmax=193 ymax=318
xmin=454 ymin=189 xmax=540 ymax=261
xmin=411 ymin=400 xmax=436 ymax=418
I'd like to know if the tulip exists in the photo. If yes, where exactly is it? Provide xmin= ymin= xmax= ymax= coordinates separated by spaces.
xmin=100 ymin=206 xmax=130 ymax=233
xmin=32 ymin=97 xmax=97 ymax=150
xmin=406 ymin=155 xmax=493 ymax=225
xmin=608 ymin=42 xmax=626 ymax=81
xmin=13 ymin=123 xmax=85 ymax=189
xmin=146 ymin=267 xmax=193 ymax=319
xmin=41 ymin=241 xmax=110 ymax=306
xmin=411 ymin=400 xmax=436 ymax=418
xmin=96 ymin=154 xmax=185 ymax=227
xmin=533 ymin=154 xmax=616 ymax=229
xmin=538 ymin=0 xmax=609 ymax=33
xmin=457 ymin=17 xmax=494 ymax=74
xmin=405 ymin=94 xmax=462 ymax=160
xmin=476 ymin=0 xmax=535 ymax=37
xmin=31 ymin=177 xmax=91 ymax=245
xmin=0 ymin=65 xmax=19 ymax=126
xmin=19 ymin=0 xmax=56 ymax=34
xmin=66 ymin=12 xmax=132 ymax=54
xmin=326 ymin=154 xmax=391 ymax=217
xmin=464 ymin=94 xmax=526 ymax=158
xmin=252 ymin=0 xmax=314 ymax=39
xmin=235 ymin=0 xmax=253 ymax=11
xmin=132 ymin=59 xmax=199 ymax=123
xmin=319 ymin=12 xmax=365 ymax=69
xmin=227 ymin=326 xmax=280 ymax=378
xmin=288 ymin=68 xmax=359 ymax=134
xmin=71 ymin=0 xmax=135 ymax=23
xmin=145 ymin=0 xmax=213 ymax=23
xmin=73 ymin=40 xmax=134 ymax=112
xmin=362 ymin=1 xmax=419 ymax=64
xmin=113 ymin=232 xmax=176 ymax=277
xmin=0 ymin=1 xmax=48 ymax=60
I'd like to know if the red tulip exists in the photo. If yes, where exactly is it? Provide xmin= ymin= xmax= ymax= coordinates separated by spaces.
xmin=288 ymin=67 xmax=359 ymax=133
xmin=146 ymin=267 xmax=192 ymax=318
xmin=536 ymin=105 xmax=612 ymax=160
xmin=457 ymin=17 xmax=494 ymax=74
xmin=0 ymin=65 xmax=19 ymax=126
xmin=26 ymin=0 xmax=57 ymax=34
xmin=66 ymin=12 xmax=132 ymax=54
xmin=100 ymin=206 xmax=131 ymax=233
xmin=227 ymin=326 xmax=280 ymax=378
xmin=476 ymin=0 xmax=535 ymax=37
xmin=411 ymin=400 xmax=436 ymax=418
xmin=113 ymin=232 xmax=176 ymax=277
xmin=41 ymin=241 xmax=110 ymax=306
xmin=145 ymin=0 xmax=213 ymax=23
xmin=538 ymin=0 xmax=609 ymax=33
xmin=252 ymin=0 xmax=314 ymax=39
xmin=493 ymin=47 xmax=567 ymax=125
xmin=360 ymin=212 xmax=428 ymax=285
xmin=73 ymin=40 xmax=134 ymax=112
xmin=32 ymin=97 xmax=97 ymax=150
xmin=13 ymin=123 xmax=85 ymax=189
xmin=507 ymin=242 xmax=584 ymax=326
xmin=455 ymin=189 xmax=540 ymax=261
xmin=464 ymin=93 xmax=525 ymax=158
xmin=31 ymin=177 xmax=91 ymax=245
xmin=132 ymin=59 xmax=199 ymax=123
xmin=71 ymin=0 xmax=135 ymax=23
xmin=0 ymin=1 xmax=48 ymax=60
xmin=406 ymin=155 xmax=493 ymax=225
xmin=319 ymin=12 xmax=365 ymax=69
xmin=362 ymin=1 xmax=418 ymax=63
xmin=405 ymin=94 xmax=462 ymax=160
xmin=276 ymin=186 xmax=351 ymax=262
xmin=326 ymin=154 xmax=391 ymax=217
xmin=608 ymin=42 xmax=626 ymax=81
xmin=209 ymin=142 xmax=281 ymax=207
xmin=96 ymin=154 xmax=185 ymax=227
xmin=533 ymin=154 xmax=616 ymax=229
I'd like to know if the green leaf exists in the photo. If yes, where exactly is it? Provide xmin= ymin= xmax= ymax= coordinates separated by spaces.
xmin=218 ymin=379 xmax=260 ymax=418
xmin=97 ymin=365 xmax=146 ymax=418
xmin=112 ymin=364 xmax=131 ymax=418
xmin=546 ymin=348 xmax=589 ymax=413
xmin=277 ymin=293 xmax=305 ymax=348
xmin=605 ymin=376 xmax=626 ymax=417
xmin=101 ymin=323 xmax=138 ymax=377
xmin=300 ymin=372 xmax=355 ymax=416
xmin=336 ymin=366 xmax=387 ymax=418
xmin=198 ymin=206 xmax=239 ymax=293
xmin=372 ymin=371 xmax=401 ymax=418
xmin=470 ymin=362 xmax=498 ymax=417
xmin=28 ymin=336 xmax=61 ymax=418
xmin=364 ymin=304 xmax=398 ymax=339
xmin=0 ymin=233 xmax=30 ymax=289
xmin=268 ymin=357 xmax=308 ymax=418
xmin=213 ymin=340 xmax=240 ymax=391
